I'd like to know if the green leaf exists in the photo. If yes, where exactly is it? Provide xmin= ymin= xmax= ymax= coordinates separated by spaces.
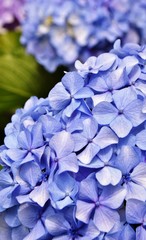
xmin=0 ymin=31 xmax=66 ymax=111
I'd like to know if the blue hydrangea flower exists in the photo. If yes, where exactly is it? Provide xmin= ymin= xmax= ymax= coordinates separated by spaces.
xmin=1 ymin=40 xmax=146 ymax=239
xmin=21 ymin=0 xmax=146 ymax=72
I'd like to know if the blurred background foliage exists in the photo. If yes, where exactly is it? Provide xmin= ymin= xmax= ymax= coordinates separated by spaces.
xmin=0 ymin=31 xmax=66 ymax=144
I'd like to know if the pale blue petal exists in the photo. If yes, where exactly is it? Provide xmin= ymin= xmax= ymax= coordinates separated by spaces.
xmin=72 ymin=133 xmax=87 ymax=151
xmin=100 ymin=186 xmax=126 ymax=209
xmin=119 ymin=224 xmax=136 ymax=240
xmin=136 ymin=130 xmax=146 ymax=150
xmin=136 ymin=81 xmax=146 ymax=95
xmin=19 ymin=162 xmax=42 ymax=187
xmin=93 ymin=102 xmax=118 ymax=125
xmin=62 ymin=71 xmax=84 ymax=95
xmin=124 ymin=99 xmax=146 ymax=127
xmin=18 ymin=130 xmax=31 ymax=150
xmin=130 ymin=67 xmax=142 ymax=88
xmin=6 ymin=149 xmax=27 ymax=161
xmin=92 ymin=92 xmax=112 ymax=107
xmin=50 ymin=131 xmax=74 ymax=158
xmin=122 ymin=56 xmax=139 ymax=74
xmin=85 ymin=220 xmax=100 ymax=239
xmin=113 ymin=87 xmax=137 ymax=110
xmin=96 ymin=166 xmax=122 ymax=186
xmin=18 ymin=203 xmax=40 ymax=228
xmin=110 ymin=115 xmax=132 ymax=138
xmin=88 ymin=75 xmax=108 ymax=92
xmin=5 ymin=207 xmax=20 ymax=227
xmin=48 ymin=82 xmax=70 ymax=110
xmin=126 ymin=199 xmax=146 ymax=224
xmin=0 ymin=213 xmax=11 ymax=239
xmin=97 ymin=146 xmax=113 ymax=163
xmin=124 ymin=182 xmax=146 ymax=201
xmin=77 ymin=142 xmax=100 ymax=164
xmin=56 ymin=172 xmax=77 ymax=192
xmin=44 ymin=214 xmax=70 ymax=235
xmin=109 ymin=67 xmax=129 ymax=89
xmin=0 ymin=171 xmax=13 ymax=186
xmin=0 ymin=186 xmax=18 ymax=209
xmin=55 ymin=196 xmax=73 ymax=210
xmin=31 ymin=146 xmax=45 ymax=160
xmin=58 ymin=153 xmax=78 ymax=174
xmin=24 ymin=220 xmax=46 ymax=240
xmin=29 ymin=181 xmax=49 ymax=207
xmin=31 ymin=123 xmax=44 ymax=148
xmin=93 ymin=126 xmax=118 ymax=149
xmin=94 ymin=206 xmax=120 ymax=232
xmin=96 ymin=53 xmax=117 ymax=71
xmin=39 ymin=115 xmax=62 ymax=135
xmin=12 ymin=226 xmax=29 ymax=240
xmin=131 ymin=162 xmax=146 ymax=188
xmin=76 ymin=200 xmax=95 ymax=224
xmin=4 ymin=133 xmax=19 ymax=149
xmin=82 ymin=117 xmax=98 ymax=140
xmin=136 ymin=226 xmax=146 ymax=240
xmin=49 ymin=183 xmax=65 ymax=203
xmin=74 ymin=87 xmax=94 ymax=99
xmin=64 ymin=98 xmax=80 ymax=117
xmin=79 ymin=177 xmax=98 ymax=202
xmin=115 ymin=146 xmax=140 ymax=175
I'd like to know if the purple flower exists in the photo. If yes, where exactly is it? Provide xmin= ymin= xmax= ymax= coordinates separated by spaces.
xmin=0 ymin=0 xmax=25 ymax=31
xmin=1 ymin=40 xmax=146 ymax=238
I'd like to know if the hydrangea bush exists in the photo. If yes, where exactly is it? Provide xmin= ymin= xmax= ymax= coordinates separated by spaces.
xmin=21 ymin=0 xmax=146 ymax=72
xmin=1 ymin=40 xmax=146 ymax=239
xmin=0 ymin=0 xmax=25 ymax=32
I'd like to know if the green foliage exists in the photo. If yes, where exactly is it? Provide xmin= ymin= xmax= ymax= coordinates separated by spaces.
xmin=0 ymin=31 xmax=65 ymax=111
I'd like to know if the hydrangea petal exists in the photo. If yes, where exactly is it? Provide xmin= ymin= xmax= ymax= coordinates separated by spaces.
xmin=124 ymin=99 xmax=146 ymax=127
xmin=94 ymin=206 xmax=120 ymax=233
xmin=136 ymin=226 xmax=146 ymax=240
xmin=29 ymin=181 xmax=49 ymax=207
xmin=131 ymin=162 xmax=146 ymax=188
xmin=110 ymin=114 xmax=132 ymax=138
xmin=93 ymin=102 xmax=118 ymax=125
xmin=76 ymin=200 xmax=95 ymax=224
xmin=100 ymin=186 xmax=126 ymax=209
xmin=12 ymin=225 xmax=29 ymax=240
xmin=50 ymin=131 xmax=74 ymax=158
xmin=62 ymin=72 xmax=84 ymax=96
xmin=18 ymin=203 xmax=40 ymax=228
xmin=58 ymin=153 xmax=79 ymax=174
xmin=48 ymin=82 xmax=70 ymax=110
xmin=19 ymin=162 xmax=42 ymax=187
xmin=77 ymin=142 xmax=100 ymax=165
xmin=124 ymin=182 xmax=146 ymax=201
xmin=136 ymin=130 xmax=146 ymax=150
xmin=78 ymin=177 xmax=98 ymax=202
xmin=126 ymin=199 xmax=146 ymax=224
xmin=96 ymin=166 xmax=122 ymax=186
xmin=44 ymin=214 xmax=70 ymax=235
xmin=93 ymin=126 xmax=118 ymax=149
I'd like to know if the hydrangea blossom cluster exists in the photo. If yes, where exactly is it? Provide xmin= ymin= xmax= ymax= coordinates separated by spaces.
xmin=0 ymin=0 xmax=25 ymax=32
xmin=21 ymin=0 xmax=146 ymax=72
xmin=1 ymin=40 xmax=146 ymax=239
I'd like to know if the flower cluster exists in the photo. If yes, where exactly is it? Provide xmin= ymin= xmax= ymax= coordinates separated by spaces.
xmin=1 ymin=40 xmax=146 ymax=239
xmin=0 ymin=0 xmax=25 ymax=32
xmin=21 ymin=0 xmax=146 ymax=72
